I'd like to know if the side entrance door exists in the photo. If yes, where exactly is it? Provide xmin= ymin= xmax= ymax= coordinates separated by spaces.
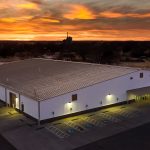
xmin=10 ymin=92 xmax=16 ymax=108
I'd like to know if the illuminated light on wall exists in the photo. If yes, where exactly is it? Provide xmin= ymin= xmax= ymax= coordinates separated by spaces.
xmin=107 ymin=93 xmax=112 ymax=98
xmin=106 ymin=93 xmax=113 ymax=102
xmin=65 ymin=102 xmax=74 ymax=114
xmin=66 ymin=102 xmax=73 ymax=112
xmin=15 ymin=97 xmax=19 ymax=109
xmin=67 ymin=102 xmax=72 ymax=108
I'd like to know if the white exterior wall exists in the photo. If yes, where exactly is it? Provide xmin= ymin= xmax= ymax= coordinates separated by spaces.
xmin=40 ymin=70 xmax=150 ymax=120
xmin=20 ymin=95 xmax=38 ymax=119
xmin=0 ymin=85 xmax=5 ymax=102
xmin=0 ymin=87 xmax=38 ymax=119
xmin=7 ymin=90 xmax=38 ymax=119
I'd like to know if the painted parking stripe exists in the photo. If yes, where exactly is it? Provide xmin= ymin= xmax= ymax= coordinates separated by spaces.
xmin=46 ymin=125 xmax=69 ymax=139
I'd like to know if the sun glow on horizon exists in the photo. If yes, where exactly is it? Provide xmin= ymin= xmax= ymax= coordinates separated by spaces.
xmin=0 ymin=0 xmax=150 ymax=41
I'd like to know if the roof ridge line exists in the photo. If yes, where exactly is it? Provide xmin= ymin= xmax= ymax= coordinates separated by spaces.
xmin=33 ymin=58 xmax=141 ymax=70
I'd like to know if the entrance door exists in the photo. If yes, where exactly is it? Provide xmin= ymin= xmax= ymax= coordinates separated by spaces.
xmin=10 ymin=93 xmax=16 ymax=108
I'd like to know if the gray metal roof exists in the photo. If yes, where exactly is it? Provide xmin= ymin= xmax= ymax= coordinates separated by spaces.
xmin=0 ymin=58 xmax=140 ymax=101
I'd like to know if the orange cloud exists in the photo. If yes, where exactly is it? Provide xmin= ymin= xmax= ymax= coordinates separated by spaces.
xmin=39 ymin=18 xmax=60 ymax=23
xmin=99 ymin=11 xmax=150 ymax=18
xmin=0 ymin=16 xmax=33 ymax=23
xmin=63 ymin=4 xmax=96 ymax=20
xmin=0 ymin=18 xmax=17 ymax=23
xmin=0 ymin=1 xmax=150 ymax=41
xmin=0 ymin=34 xmax=36 ymax=41
xmin=0 ymin=3 xmax=8 ymax=9
xmin=127 ymin=13 xmax=150 ymax=18
xmin=99 ymin=11 xmax=124 ymax=18
xmin=17 ymin=3 xmax=40 ymax=10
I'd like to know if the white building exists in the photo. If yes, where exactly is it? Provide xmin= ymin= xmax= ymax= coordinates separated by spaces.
xmin=0 ymin=59 xmax=149 ymax=122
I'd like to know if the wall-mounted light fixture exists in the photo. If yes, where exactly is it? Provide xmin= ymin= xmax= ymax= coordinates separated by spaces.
xmin=106 ymin=93 xmax=113 ymax=102
xmin=67 ymin=102 xmax=72 ymax=112
xmin=52 ymin=111 xmax=54 ymax=115
xmin=68 ymin=102 xmax=72 ymax=106
xmin=107 ymin=93 xmax=112 ymax=98
xmin=85 ymin=104 xmax=88 ymax=109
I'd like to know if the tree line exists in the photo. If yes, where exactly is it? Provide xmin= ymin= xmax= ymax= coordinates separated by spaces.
xmin=0 ymin=41 xmax=149 ymax=64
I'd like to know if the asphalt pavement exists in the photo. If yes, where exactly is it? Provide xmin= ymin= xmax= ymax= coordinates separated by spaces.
xmin=75 ymin=122 xmax=150 ymax=150
xmin=1 ymin=100 xmax=150 ymax=150
xmin=0 ymin=134 xmax=16 ymax=150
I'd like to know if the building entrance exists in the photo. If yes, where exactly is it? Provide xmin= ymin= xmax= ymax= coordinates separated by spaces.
xmin=10 ymin=92 xmax=16 ymax=108
xmin=135 ymin=94 xmax=150 ymax=102
xmin=127 ymin=86 xmax=150 ymax=103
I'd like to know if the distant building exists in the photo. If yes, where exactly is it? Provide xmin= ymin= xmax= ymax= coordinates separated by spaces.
xmin=63 ymin=32 xmax=73 ymax=45
xmin=0 ymin=58 xmax=149 ymax=122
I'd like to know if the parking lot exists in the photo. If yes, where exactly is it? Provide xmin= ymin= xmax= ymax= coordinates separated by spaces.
xmin=45 ymin=101 xmax=145 ymax=139
xmin=1 ymin=99 xmax=150 ymax=150
xmin=75 ymin=121 xmax=150 ymax=150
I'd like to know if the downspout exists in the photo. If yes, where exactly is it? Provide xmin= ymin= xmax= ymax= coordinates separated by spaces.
xmin=34 ymin=88 xmax=41 ymax=126
xmin=38 ymin=100 xmax=41 ymax=126
xmin=19 ymin=94 xmax=21 ymax=110
xmin=5 ymin=87 xmax=7 ymax=106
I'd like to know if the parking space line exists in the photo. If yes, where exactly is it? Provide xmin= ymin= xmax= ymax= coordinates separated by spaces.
xmin=65 ymin=121 xmax=86 ymax=132
xmin=46 ymin=125 xmax=69 ymax=139
xmin=98 ymin=112 xmax=121 ymax=123
xmin=82 ymin=117 xmax=99 ymax=126
xmin=44 ymin=101 xmax=150 ymax=139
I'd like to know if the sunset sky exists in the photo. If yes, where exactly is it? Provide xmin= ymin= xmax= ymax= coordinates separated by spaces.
xmin=0 ymin=0 xmax=150 ymax=41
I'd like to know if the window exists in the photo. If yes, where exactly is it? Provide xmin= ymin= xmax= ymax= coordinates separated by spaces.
xmin=140 ymin=72 xmax=144 ymax=78
xmin=72 ymin=94 xmax=77 ymax=101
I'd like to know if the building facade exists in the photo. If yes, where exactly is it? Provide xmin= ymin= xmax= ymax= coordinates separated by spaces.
xmin=0 ymin=59 xmax=149 ymax=121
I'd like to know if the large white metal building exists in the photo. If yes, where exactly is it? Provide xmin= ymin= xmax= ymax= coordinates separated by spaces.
xmin=0 ymin=58 xmax=149 ymax=121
